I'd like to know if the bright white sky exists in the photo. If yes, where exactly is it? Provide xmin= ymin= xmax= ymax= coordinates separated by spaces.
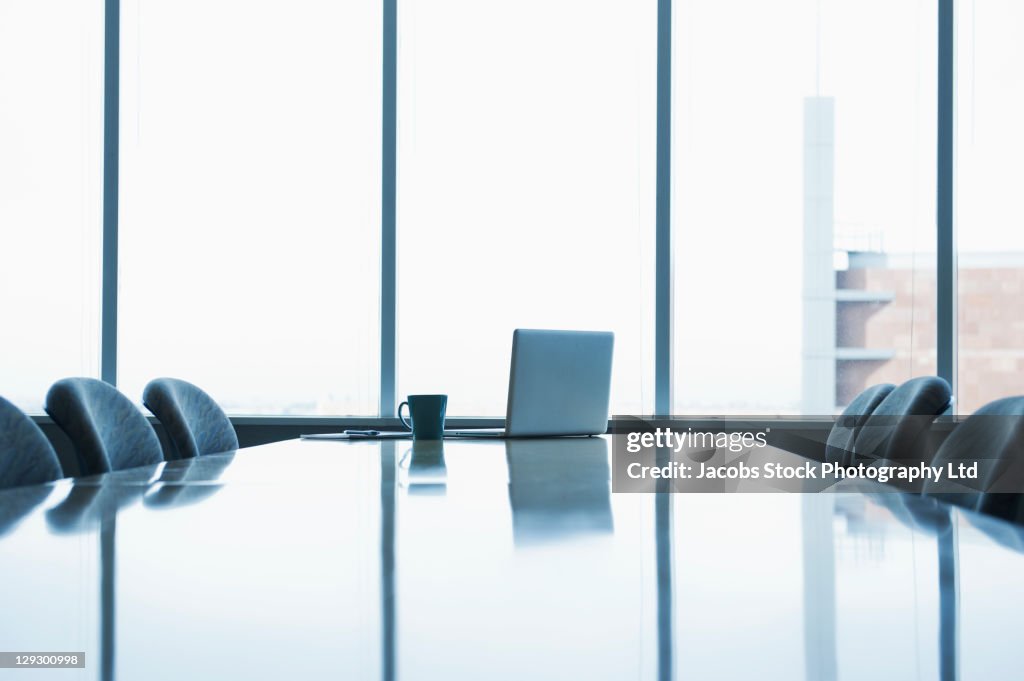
xmin=0 ymin=0 xmax=1020 ymax=415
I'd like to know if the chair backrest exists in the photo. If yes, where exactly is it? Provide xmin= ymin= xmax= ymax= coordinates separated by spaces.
xmin=45 ymin=378 xmax=163 ymax=476
xmin=0 ymin=395 xmax=63 ymax=489
xmin=825 ymin=383 xmax=895 ymax=466
xmin=924 ymin=396 xmax=1024 ymax=520
xmin=143 ymin=378 xmax=238 ymax=459
xmin=852 ymin=376 xmax=952 ymax=464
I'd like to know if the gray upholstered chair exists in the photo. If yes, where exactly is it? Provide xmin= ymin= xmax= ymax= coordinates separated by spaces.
xmin=0 ymin=395 xmax=63 ymax=489
xmin=143 ymin=378 xmax=238 ymax=459
xmin=924 ymin=396 xmax=1024 ymax=521
xmin=45 ymin=378 xmax=163 ymax=476
xmin=825 ymin=383 xmax=896 ymax=466
xmin=850 ymin=376 xmax=952 ymax=464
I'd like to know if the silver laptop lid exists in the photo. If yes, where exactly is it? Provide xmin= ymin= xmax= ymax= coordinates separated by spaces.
xmin=505 ymin=329 xmax=614 ymax=437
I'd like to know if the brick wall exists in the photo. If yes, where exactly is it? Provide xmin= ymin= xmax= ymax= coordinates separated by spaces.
xmin=834 ymin=265 xmax=1024 ymax=413
xmin=958 ymin=267 xmax=1024 ymax=411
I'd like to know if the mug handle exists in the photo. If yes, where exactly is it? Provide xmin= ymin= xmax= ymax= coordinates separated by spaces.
xmin=398 ymin=401 xmax=412 ymax=431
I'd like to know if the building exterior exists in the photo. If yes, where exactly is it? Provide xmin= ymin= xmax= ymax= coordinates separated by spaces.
xmin=836 ymin=252 xmax=1024 ymax=414
xmin=802 ymin=95 xmax=1023 ymax=415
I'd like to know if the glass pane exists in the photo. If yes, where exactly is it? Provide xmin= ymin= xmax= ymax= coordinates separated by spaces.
xmin=397 ymin=0 xmax=656 ymax=416
xmin=955 ymin=0 xmax=1024 ymax=414
xmin=118 ymin=0 xmax=381 ymax=415
xmin=673 ymin=0 xmax=936 ymax=415
xmin=0 ymin=1 xmax=103 ymax=411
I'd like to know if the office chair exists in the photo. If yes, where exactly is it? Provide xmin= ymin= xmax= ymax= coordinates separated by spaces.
xmin=142 ymin=378 xmax=238 ymax=459
xmin=45 ymin=378 xmax=163 ymax=476
xmin=824 ymin=383 xmax=896 ymax=466
xmin=0 ymin=395 xmax=63 ymax=489
xmin=850 ymin=376 xmax=952 ymax=465
xmin=924 ymin=396 xmax=1024 ymax=522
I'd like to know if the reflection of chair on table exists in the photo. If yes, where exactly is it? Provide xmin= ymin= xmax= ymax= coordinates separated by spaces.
xmin=42 ymin=477 xmax=145 ymax=681
xmin=144 ymin=453 xmax=235 ymax=510
xmin=45 ymin=481 xmax=148 ymax=534
xmin=0 ymin=486 xmax=57 ymax=538
xmin=965 ymin=510 xmax=1024 ymax=553
xmin=42 ymin=455 xmax=232 ymax=681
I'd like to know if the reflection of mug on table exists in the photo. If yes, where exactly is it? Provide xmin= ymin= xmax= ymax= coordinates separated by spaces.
xmin=400 ymin=440 xmax=447 ymax=495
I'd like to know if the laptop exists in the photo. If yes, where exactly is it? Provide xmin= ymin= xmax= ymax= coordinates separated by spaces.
xmin=445 ymin=328 xmax=614 ymax=439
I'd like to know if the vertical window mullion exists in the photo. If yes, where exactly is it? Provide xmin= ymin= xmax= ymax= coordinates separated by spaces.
xmin=380 ymin=0 xmax=398 ymax=417
xmin=101 ymin=0 xmax=120 ymax=386
xmin=655 ymin=0 xmax=673 ymax=415
xmin=937 ymin=0 xmax=957 ymax=397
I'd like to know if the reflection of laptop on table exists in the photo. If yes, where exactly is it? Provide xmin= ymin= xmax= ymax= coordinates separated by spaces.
xmin=506 ymin=437 xmax=613 ymax=545
xmin=445 ymin=328 xmax=614 ymax=439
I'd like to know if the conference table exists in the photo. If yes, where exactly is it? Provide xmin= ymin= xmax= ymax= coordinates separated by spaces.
xmin=1 ymin=436 xmax=1023 ymax=680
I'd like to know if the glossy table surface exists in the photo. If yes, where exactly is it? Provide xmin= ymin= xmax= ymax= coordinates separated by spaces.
xmin=2 ymin=436 xmax=1024 ymax=680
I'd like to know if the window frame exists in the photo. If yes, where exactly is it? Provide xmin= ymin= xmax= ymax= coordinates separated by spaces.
xmin=30 ymin=0 xmax=956 ymax=421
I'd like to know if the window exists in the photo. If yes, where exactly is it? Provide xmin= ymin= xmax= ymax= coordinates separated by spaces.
xmin=117 ymin=0 xmax=382 ymax=415
xmin=955 ymin=0 xmax=1024 ymax=413
xmin=2 ymin=2 xmax=992 ymax=421
xmin=672 ymin=0 xmax=936 ymax=415
xmin=396 ymin=0 xmax=656 ymax=416
xmin=0 ymin=1 xmax=103 ymax=412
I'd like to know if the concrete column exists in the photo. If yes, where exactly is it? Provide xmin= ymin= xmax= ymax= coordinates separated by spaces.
xmin=802 ymin=96 xmax=837 ymax=415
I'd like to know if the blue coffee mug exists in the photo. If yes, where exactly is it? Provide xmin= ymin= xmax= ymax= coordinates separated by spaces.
xmin=398 ymin=394 xmax=447 ymax=440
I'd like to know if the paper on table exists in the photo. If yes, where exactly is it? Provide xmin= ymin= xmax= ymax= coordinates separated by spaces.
xmin=300 ymin=432 xmax=412 ymax=441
